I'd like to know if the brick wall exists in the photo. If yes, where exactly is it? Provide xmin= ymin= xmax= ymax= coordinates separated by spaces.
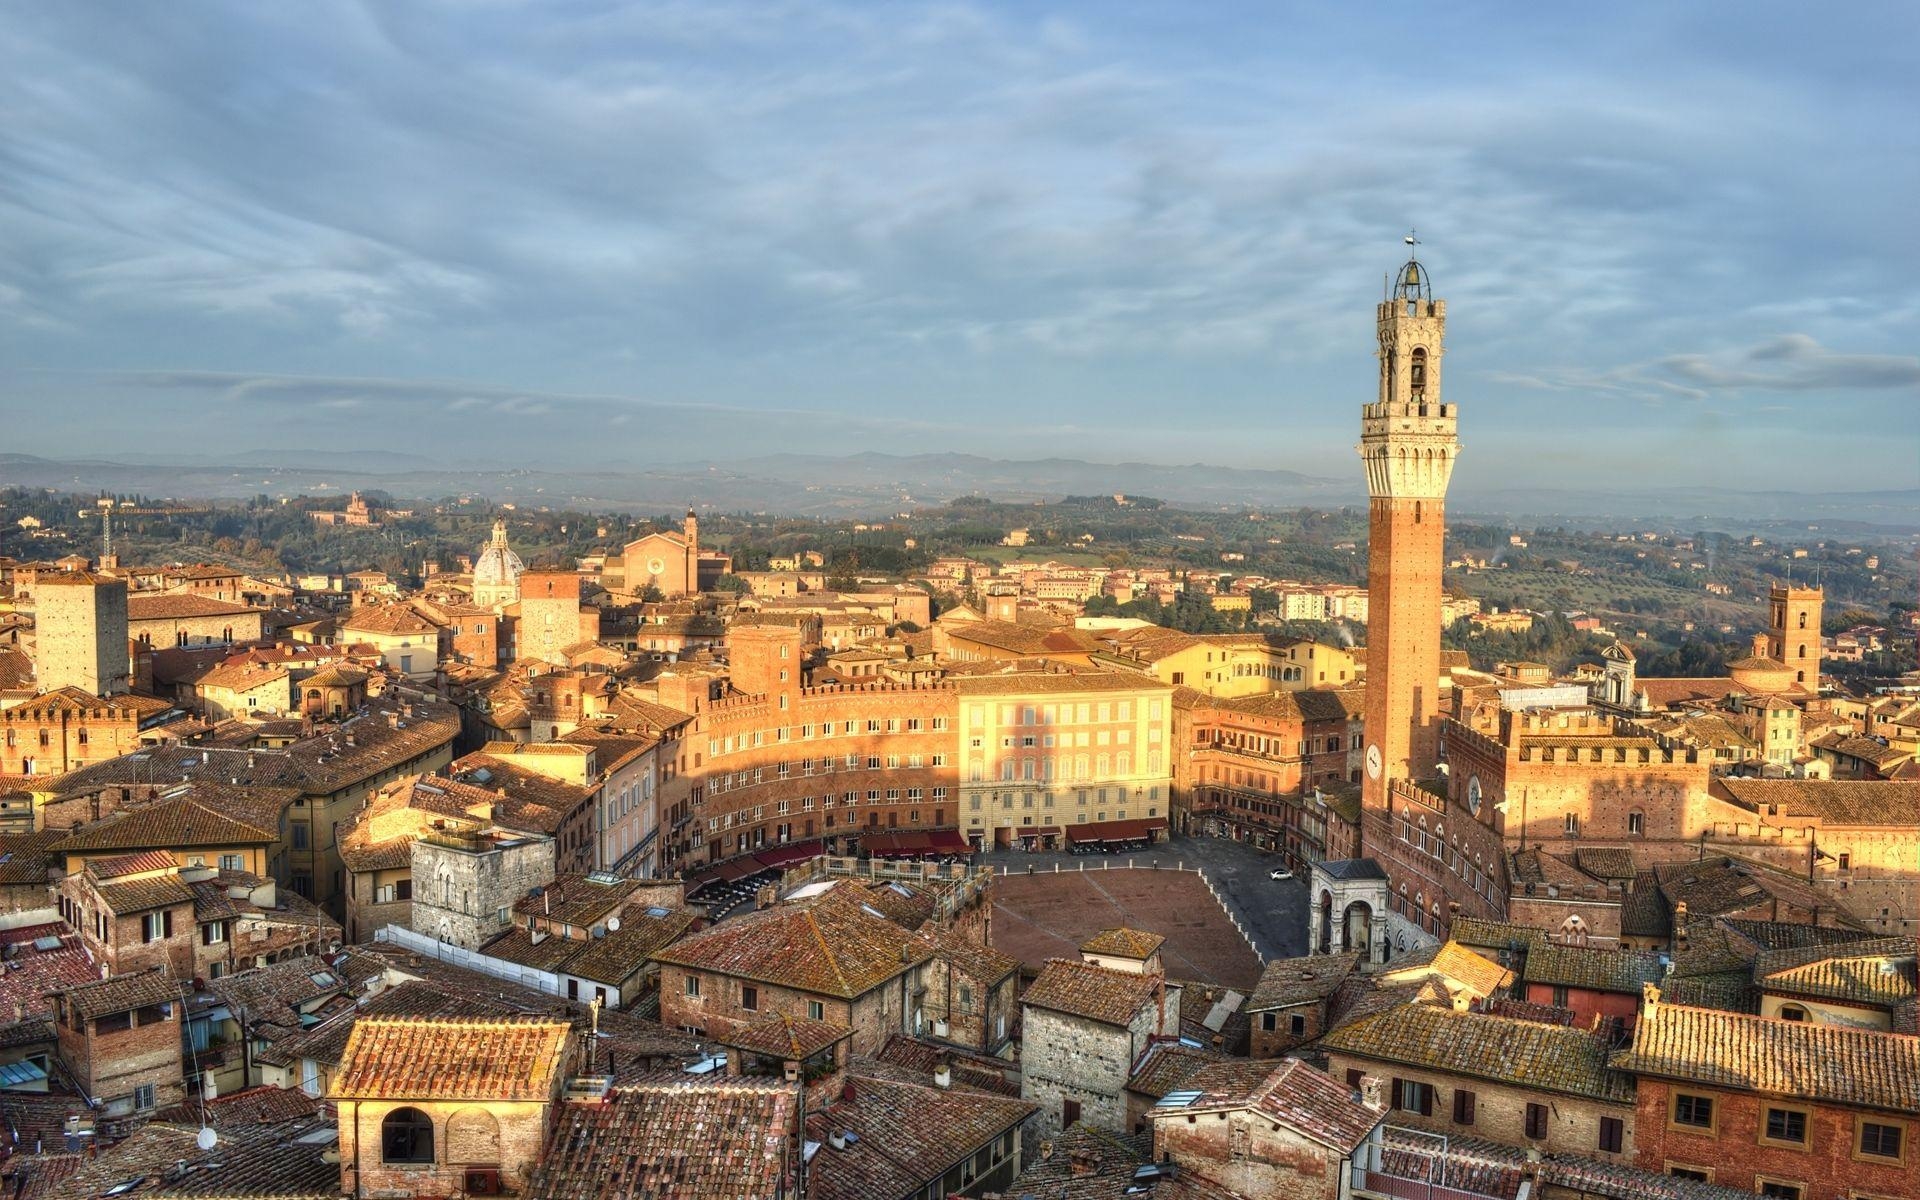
xmin=656 ymin=963 xmax=904 ymax=1058
xmin=1630 ymin=1078 xmax=1911 ymax=1198
xmin=57 ymin=1004 xmax=185 ymax=1114
xmin=339 ymin=1098 xmax=551 ymax=1198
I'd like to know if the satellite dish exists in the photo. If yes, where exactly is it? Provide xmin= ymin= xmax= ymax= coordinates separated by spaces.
xmin=196 ymin=1127 xmax=218 ymax=1151
xmin=606 ymin=916 xmax=621 ymax=932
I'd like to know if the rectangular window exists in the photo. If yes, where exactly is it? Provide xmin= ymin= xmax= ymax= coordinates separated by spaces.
xmin=1260 ymin=1013 xmax=1276 ymax=1032
xmin=1063 ymin=1098 xmax=1081 ymax=1127
xmin=1757 ymin=1183 xmax=1802 ymax=1200
xmin=1525 ymin=1103 xmax=1548 ymax=1140
xmin=1672 ymin=1093 xmax=1714 ymax=1130
xmin=132 ymin=1084 xmax=155 ymax=1111
xmin=1859 ymin=1120 xmax=1904 ymax=1161
xmin=1289 ymin=1013 xmax=1306 ymax=1036
xmin=808 ymin=1001 xmax=824 ymax=1020
xmin=684 ymin=975 xmax=701 ymax=998
xmin=1599 ymin=1116 xmax=1624 ymax=1153
xmin=1392 ymin=1079 xmax=1432 ymax=1116
xmin=1763 ymin=1107 xmax=1808 ymax=1147
xmin=219 ymin=854 xmax=243 ymax=872
xmin=1453 ymin=1089 xmax=1476 ymax=1125
xmin=740 ymin=985 xmax=758 ymax=1012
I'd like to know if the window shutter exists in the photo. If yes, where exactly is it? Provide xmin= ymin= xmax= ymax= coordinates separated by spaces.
xmin=1420 ymin=1085 xmax=1433 ymax=1117
xmin=1390 ymin=1079 xmax=1404 ymax=1110
xmin=162 ymin=910 xmax=174 ymax=937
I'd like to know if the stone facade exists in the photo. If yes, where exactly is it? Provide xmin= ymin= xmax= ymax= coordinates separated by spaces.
xmin=1320 ymin=1050 xmax=1636 ymax=1163
xmin=32 ymin=573 xmax=130 ymax=696
xmin=1151 ymin=1096 xmax=1364 ymax=1200
xmin=517 ymin=570 xmax=592 ymax=667
xmin=409 ymin=830 xmax=555 ymax=950
xmin=1020 ymin=989 xmax=1175 ymax=1141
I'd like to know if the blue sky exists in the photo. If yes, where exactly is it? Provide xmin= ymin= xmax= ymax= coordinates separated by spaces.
xmin=2 ymin=2 xmax=1916 ymax=490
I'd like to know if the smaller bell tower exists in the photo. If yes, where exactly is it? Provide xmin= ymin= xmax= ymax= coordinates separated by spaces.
xmin=683 ymin=507 xmax=700 ymax=594
xmin=1766 ymin=583 xmax=1823 ymax=690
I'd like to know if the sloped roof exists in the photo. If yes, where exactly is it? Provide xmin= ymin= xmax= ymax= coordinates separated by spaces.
xmin=1022 ymin=958 xmax=1160 ymax=1027
xmin=331 ymin=1016 xmax=571 ymax=1101
xmin=1753 ymin=936 xmax=1917 ymax=1007
xmin=1523 ymin=944 xmax=1669 ymax=995
xmin=1248 ymin=953 xmax=1359 ymax=1011
xmin=1615 ymin=995 xmax=1920 ymax=1113
xmin=652 ymin=891 xmax=928 ymax=999
xmin=53 ymin=795 xmax=280 ymax=855
xmin=528 ymin=1079 xmax=795 ymax=1200
xmin=719 ymin=1012 xmax=849 ymax=1061
xmin=1155 ymin=1058 xmax=1383 ymax=1153
xmin=1716 ymin=778 xmax=1919 ymax=825
xmin=58 ymin=968 xmax=180 ymax=1021
xmin=802 ymin=1071 xmax=1036 ymax=1200
xmin=1321 ymin=1004 xmax=1632 ymax=1104
xmin=1080 ymin=927 xmax=1164 ymax=960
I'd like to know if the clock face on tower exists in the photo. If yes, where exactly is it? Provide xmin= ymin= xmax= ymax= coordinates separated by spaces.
xmin=1466 ymin=774 xmax=1483 ymax=817
xmin=1365 ymin=744 xmax=1382 ymax=781
xmin=646 ymin=557 xmax=666 ymax=576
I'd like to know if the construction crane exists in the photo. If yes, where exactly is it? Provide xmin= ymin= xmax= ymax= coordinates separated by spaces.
xmin=77 ymin=499 xmax=210 ymax=561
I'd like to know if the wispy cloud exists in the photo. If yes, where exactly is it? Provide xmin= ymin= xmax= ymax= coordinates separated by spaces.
xmin=0 ymin=2 xmax=1915 ymax=488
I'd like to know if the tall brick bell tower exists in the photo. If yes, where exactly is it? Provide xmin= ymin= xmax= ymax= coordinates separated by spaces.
xmin=1359 ymin=245 xmax=1459 ymax=814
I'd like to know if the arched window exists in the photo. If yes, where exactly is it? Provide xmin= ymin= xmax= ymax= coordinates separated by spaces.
xmin=1798 ymin=612 xmax=1807 ymax=629
xmin=381 ymin=1107 xmax=435 ymax=1164
xmin=1410 ymin=348 xmax=1427 ymax=393
xmin=1778 ymin=1004 xmax=1809 ymax=1022
xmin=1563 ymin=812 xmax=1579 ymax=835
xmin=1627 ymin=810 xmax=1645 ymax=836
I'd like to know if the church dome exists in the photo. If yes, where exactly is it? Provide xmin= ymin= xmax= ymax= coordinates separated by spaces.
xmin=473 ymin=518 xmax=524 ymax=590
xmin=1727 ymin=654 xmax=1792 ymax=694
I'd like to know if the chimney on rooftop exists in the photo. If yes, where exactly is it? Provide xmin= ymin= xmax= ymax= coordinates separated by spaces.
xmin=1358 ymin=1074 xmax=1385 ymax=1111
xmin=1068 ymin=1148 xmax=1098 ymax=1176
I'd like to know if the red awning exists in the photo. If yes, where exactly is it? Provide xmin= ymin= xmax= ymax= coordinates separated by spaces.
xmin=755 ymin=839 xmax=824 ymax=870
xmin=1065 ymin=817 xmax=1167 ymax=844
xmin=1019 ymin=825 xmax=1063 ymax=839
xmin=925 ymin=829 xmax=971 ymax=854
xmin=864 ymin=831 xmax=939 ymax=857
xmin=715 ymin=856 xmax=765 ymax=882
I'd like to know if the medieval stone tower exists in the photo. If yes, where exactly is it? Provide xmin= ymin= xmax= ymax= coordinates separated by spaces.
xmin=1359 ymin=251 xmax=1459 ymax=813
xmin=1766 ymin=583 xmax=1824 ymax=690
xmin=682 ymin=508 xmax=700 ymax=593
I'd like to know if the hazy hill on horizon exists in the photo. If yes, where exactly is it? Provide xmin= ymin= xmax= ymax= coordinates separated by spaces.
xmin=1 ymin=450 xmax=1914 ymax=529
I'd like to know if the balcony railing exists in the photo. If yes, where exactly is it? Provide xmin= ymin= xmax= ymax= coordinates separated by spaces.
xmin=1350 ymin=1164 xmax=1526 ymax=1200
